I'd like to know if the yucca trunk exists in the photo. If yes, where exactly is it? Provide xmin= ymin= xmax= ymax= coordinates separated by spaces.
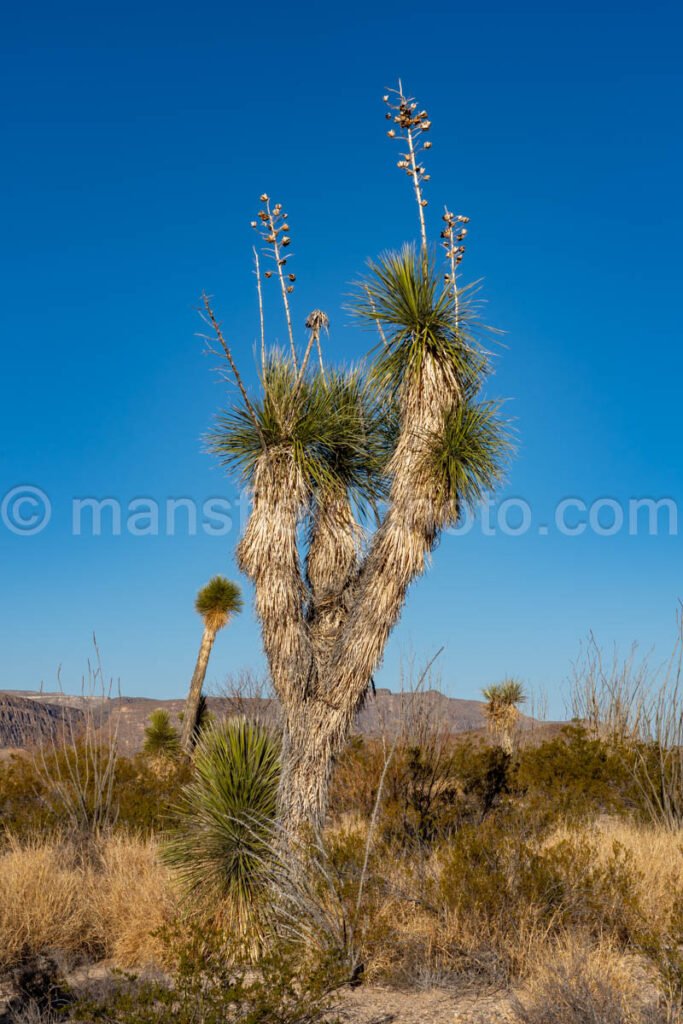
xmin=237 ymin=454 xmax=312 ymax=706
xmin=265 ymin=354 xmax=460 ymax=839
xmin=277 ymin=708 xmax=338 ymax=837
xmin=180 ymin=625 xmax=216 ymax=753
xmin=326 ymin=353 xmax=457 ymax=718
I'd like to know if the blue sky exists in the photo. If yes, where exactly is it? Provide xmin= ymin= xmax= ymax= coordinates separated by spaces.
xmin=1 ymin=0 xmax=681 ymax=716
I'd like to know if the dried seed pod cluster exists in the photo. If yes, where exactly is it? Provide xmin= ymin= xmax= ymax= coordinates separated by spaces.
xmin=382 ymin=84 xmax=434 ymax=251
xmin=441 ymin=209 xmax=470 ymax=283
xmin=251 ymin=195 xmax=295 ymax=292
xmin=383 ymin=88 xmax=432 ymax=209
xmin=250 ymin=194 xmax=298 ymax=363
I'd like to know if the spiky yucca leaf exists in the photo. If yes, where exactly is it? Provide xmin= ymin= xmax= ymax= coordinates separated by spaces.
xmin=143 ymin=709 xmax=179 ymax=756
xmin=195 ymin=576 xmax=243 ymax=632
xmin=195 ymin=576 xmax=243 ymax=617
xmin=482 ymin=678 xmax=527 ymax=708
xmin=423 ymin=400 xmax=514 ymax=512
xmin=209 ymin=355 xmax=392 ymax=512
xmin=350 ymin=245 xmax=489 ymax=397
xmin=163 ymin=718 xmax=280 ymax=936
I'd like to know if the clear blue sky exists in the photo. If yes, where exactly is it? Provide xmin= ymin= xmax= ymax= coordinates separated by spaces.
xmin=1 ymin=0 xmax=681 ymax=715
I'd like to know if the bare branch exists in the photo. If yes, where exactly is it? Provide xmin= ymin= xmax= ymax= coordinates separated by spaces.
xmin=201 ymin=293 xmax=265 ymax=449
xmin=253 ymin=247 xmax=266 ymax=374
xmin=363 ymin=284 xmax=388 ymax=349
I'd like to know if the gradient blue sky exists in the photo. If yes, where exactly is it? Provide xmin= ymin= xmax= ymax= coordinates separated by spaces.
xmin=1 ymin=0 xmax=681 ymax=715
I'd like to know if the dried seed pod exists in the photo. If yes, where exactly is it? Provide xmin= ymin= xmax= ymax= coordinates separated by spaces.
xmin=305 ymin=309 xmax=330 ymax=332
xmin=260 ymin=193 xmax=269 ymax=201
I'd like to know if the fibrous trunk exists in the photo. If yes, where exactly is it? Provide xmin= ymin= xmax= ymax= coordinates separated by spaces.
xmin=242 ymin=354 xmax=460 ymax=843
xmin=180 ymin=625 xmax=216 ymax=753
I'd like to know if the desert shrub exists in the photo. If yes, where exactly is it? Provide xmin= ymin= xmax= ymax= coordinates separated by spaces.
xmin=0 ymin=753 xmax=56 ymax=840
xmin=113 ymin=754 xmax=192 ymax=834
xmin=435 ymin=818 xmax=643 ymax=980
xmin=516 ymin=724 xmax=642 ymax=823
xmin=330 ymin=734 xmax=514 ymax=849
xmin=513 ymin=936 xmax=663 ymax=1024
xmin=70 ymin=920 xmax=344 ymax=1024
xmin=162 ymin=718 xmax=280 ymax=938
xmin=0 ymin=749 xmax=192 ymax=843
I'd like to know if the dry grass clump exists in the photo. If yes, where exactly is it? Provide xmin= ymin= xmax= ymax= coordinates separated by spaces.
xmin=0 ymin=838 xmax=93 ymax=969
xmin=0 ymin=835 xmax=176 ymax=971
xmin=544 ymin=818 xmax=683 ymax=935
xmin=513 ymin=935 xmax=664 ymax=1024
xmin=89 ymin=834 xmax=176 ymax=967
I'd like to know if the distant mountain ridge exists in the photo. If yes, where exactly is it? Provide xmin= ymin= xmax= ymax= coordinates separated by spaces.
xmin=0 ymin=688 xmax=556 ymax=755
xmin=0 ymin=693 xmax=85 ymax=750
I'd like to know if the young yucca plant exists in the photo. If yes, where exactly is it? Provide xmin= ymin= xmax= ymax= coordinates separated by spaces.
xmin=163 ymin=718 xmax=280 ymax=942
xmin=143 ymin=708 xmax=180 ymax=757
xmin=482 ymin=678 xmax=527 ymax=755
xmin=180 ymin=576 xmax=243 ymax=754
xmin=200 ymin=82 xmax=514 ymax=842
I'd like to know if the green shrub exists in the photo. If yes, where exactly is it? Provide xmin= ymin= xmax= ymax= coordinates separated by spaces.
xmin=0 ymin=749 xmax=192 ymax=843
xmin=70 ymin=920 xmax=343 ymax=1024
xmin=516 ymin=724 xmax=641 ymax=822
xmin=438 ymin=818 xmax=643 ymax=974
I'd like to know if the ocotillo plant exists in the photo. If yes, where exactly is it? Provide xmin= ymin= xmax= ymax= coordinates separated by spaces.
xmin=180 ymin=576 xmax=243 ymax=754
xmin=204 ymin=83 xmax=514 ymax=839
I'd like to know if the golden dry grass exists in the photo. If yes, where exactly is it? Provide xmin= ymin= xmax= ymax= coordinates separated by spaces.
xmin=513 ymin=934 xmax=663 ymax=1024
xmin=544 ymin=817 xmax=683 ymax=934
xmin=89 ymin=834 xmax=176 ymax=967
xmin=0 ymin=837 xmax=94 ymax=968
xmin=0 ymin=834 xmax=176 ymax=970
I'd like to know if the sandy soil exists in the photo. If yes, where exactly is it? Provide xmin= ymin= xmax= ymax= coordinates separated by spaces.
xmin=334 ymin=986 xmax=515 ymax=1023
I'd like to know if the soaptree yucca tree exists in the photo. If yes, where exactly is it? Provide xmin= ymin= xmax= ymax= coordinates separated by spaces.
xmin=202 ymin=84 xmax=514 ymax=842
xmin=482 ymin=678 xmax=527 ymax=755
xmin=180 ymin=575 xmax=243 ymax=754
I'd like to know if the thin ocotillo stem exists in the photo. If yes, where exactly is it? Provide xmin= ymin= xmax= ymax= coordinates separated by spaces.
xmin=201 ymin=293 xmax=266 ymax=448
